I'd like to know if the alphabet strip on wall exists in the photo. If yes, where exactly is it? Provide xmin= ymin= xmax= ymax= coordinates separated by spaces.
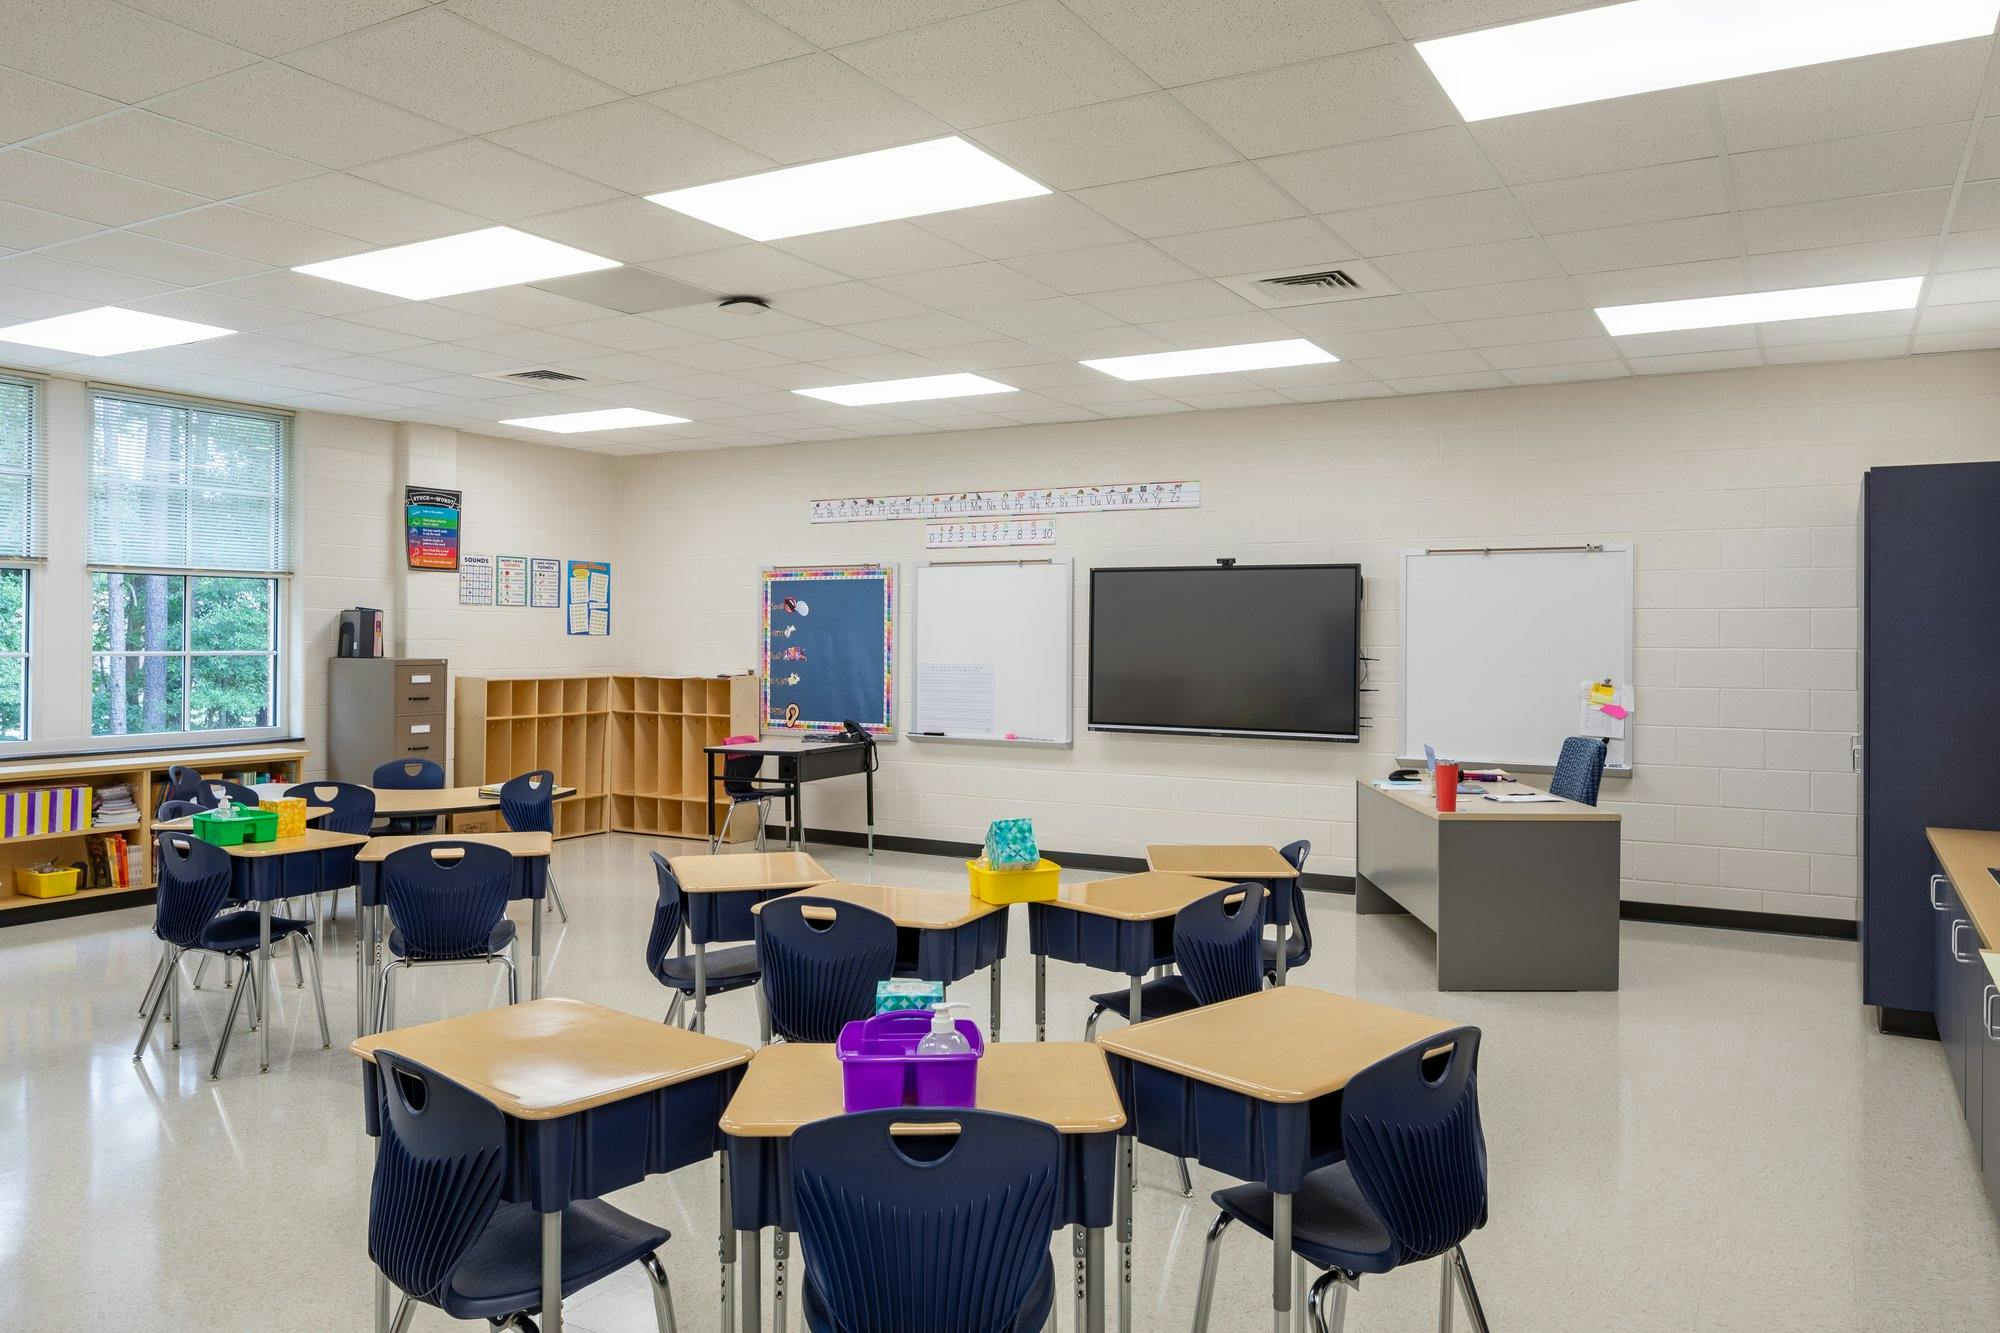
xmin=810 ymin=480 xmax=1199 ymax=523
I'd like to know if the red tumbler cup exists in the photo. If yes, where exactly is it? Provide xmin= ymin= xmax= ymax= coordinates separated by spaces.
xmin=1435 ymin=762 xmax=1459 ymax=812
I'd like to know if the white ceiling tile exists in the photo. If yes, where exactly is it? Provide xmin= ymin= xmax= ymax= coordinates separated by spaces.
xmin=455 ymin=328 xmax=629 ymax=363
xmin=771 ymin=281 xmax=932 ymax=325
xmin=1003 ymin=241 xmax=1198 ymax=294
xmin=136 ymin=203 xmax=367 ymax=267
xmin=1173 ymin=47 xmax=1453 ymax=158
xmin=355 ymin=139 xmax=620 ymax=222
xmin=1938 ymin=228 xmax=2000 ymax=272
xmin=1150 ymin=217 xmax=1350 ymax=277
xmin=961 ymin=295 xmax=1121 ymax=337
xmin=1242 ymin=359 xmax=1376 ymax=390
xmin=1447 ymin=309 xmax=1604 ymax=346
xmin=222 ymin=332 xmax=362 ymax=365
xmin=145 ymin=64 xmax=460 ymax=170
xmin=1927 ymin=267 xmax=2000 ymax=305
xmin=647 ymin=244 xmax=847 ymax=295
xmin=1349 ymin=349 xmax=1492 ymax=380
xmin=1062 ymin=0 xmax=1390 ymax=86
xmin=1545 ymin=214 xmax=1740 ymax=275
xmin=1042 ymin=379 xmax=1170 ymax=405
xmin=927 ymin=339 xmax=1063 ymax=371
xmin=813 ymin=351 xmax=958 ymax=381
xmin=1471 ymin=88 xmax=1716 ymax=185
xmin=1020 ymin=325 xmax=1173 ymax=359
xmin=1379 ymin=0 xmax=1604 ymax=42
xmin=1372 ymin=238 xmax=1564 ymax=293
xmin=435 ymin=286 xmax=626 ymax=327
xmin=1257 ymin=127 xmax=1497 ymax=214
xmin=1383 ymin=369 xmax=1508 ymax=394
xmin=558 ymin=350 xmax=694 ymax=382
xmin=969 ymin=93 xmax=1233 ymax=192
xmin=1280 ymin=379 xmax=1395 ymax=402
xmin=41 ymin=231 xmax=264 ymax=286
xmin=1567 ymin=258 xmax=1745 ymax=307
xmin=1140 ymin=310 xmax=1298 ymax=347
xmin=1076 ymin=164 xmax=1304 ymax=240
xmin=0 ymin=64 xmax=118 ymax=144
xmin=1971 ymin=118 xmax=2000 ymax=181
xmin=0 ymin=149 xmax=203 ymax=226
xmin=1080 ymin=280 xmax=1250 ymax=324
xmin=1501 ymin=361 xmax=1629 ymax=385
xmin=877 ymin=261 xmax=1057 ymax=308
xmin=652 ymin=53 xmax=944 ymax=163
xmin=1273 ymin=294 xmax=1440 ymax=335
xmin=774 ymin=222 xmax=987 ymax=279
xmin=207 ymin=269 xmax=400 ymax=317
xmin=33 ymin=109 xmax=317 ymax=199
xmin=733 ymin=326 xmax=895 ymax=361
xmin=648 ymin=300 xmax=818 ymax=338
xmin=520 ymin=199 xmax=740 ymax=265
xmin=301 ymin=352 xmax=441 ymax=384
xmin=1513 ymin=158 xmax=1731 ymax=234
xmin=1913 ymin=329 xmax=2000 ymax=354
xmin=979 ymin=357 xmax=1099 ymax=386
xmin=286 ymin=7 xmax=619 ymax=135
xmin=0 ymin=201 xmax=96 ymax=251
xmin=836 ymin=1 xmax=1152 ymax=129
xmin=1325 ymin=189 xmax=1533 ymax=256
xmin=1624 ymin=349 xmax=1764 ymax=375
xmin=264 ymin=317 xmax=428 ymax=354
xmin=1739 ymin=190 xmax=1949 ymax=256
xmin=840 ymin=312 xmax=999 ymax=349
xmin=1715 ymin=39 xmax=1990 ymax=154
xmin=1920 ymin=300 xmax=2000 ymax=333
xmin=739 ymin=0 xmax=1015 ymax=49
xmin=1476 ymin=336 xmax=1620 ymax=369
xmin=1757 ymin=309 xmax=1914 ymax=344
xmin=550 ymin=312 xmax=722 ymax=350
xmin=1729 ymin=123 xmax=1969 ymax=213
xmin=1413 ymin=276 xmax=1584 ymax=322
xmin=1308 ymin=323 xmax=1463 ymax=359
xmin=342 ymin=303 xmax=518 ymax=341
xmin=1170 ymin=389 xmax=1293 ymax=410
xmin=491 ymin=99 xmax=771 ymax=196
xmin=914 ymin=193 xmax=1130 ymax=259
xmin=370 ymin=340 xmax=523 ymax=374
xmin=0 ymin=253 xmax=174 ymax=304
xmin=119 ymin=0 xmax=429 ymax=57
xmin=1611 ymin=326 xmax=1758 ymax=357
xmin=237 ymin=174 xmax=486 ymax=247
xmin=1761 ymin=337 xmax=1910 ymax=366
xmin=450 ymin=0 xmax=809 ymax=95
xmin=1951 ymin=179 xmax=2000 ymax=234
xmin=0 ymin=0 xmax=254 ymax=101
xmin=654 ymin=341 xmax=792 ymax=373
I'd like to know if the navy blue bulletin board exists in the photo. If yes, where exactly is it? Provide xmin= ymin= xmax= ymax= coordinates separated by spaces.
xmin=761 ymin=565 xmax=894 ymax=734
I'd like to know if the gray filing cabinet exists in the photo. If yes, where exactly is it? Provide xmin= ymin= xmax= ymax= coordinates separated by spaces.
xmin=327 ymin=657 xmax=449 ymax=784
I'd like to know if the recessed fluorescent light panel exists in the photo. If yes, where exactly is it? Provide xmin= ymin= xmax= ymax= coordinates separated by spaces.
xmin=500 ymin=408 xmax=690 ymax=433
xmin=649 ymin=137 xmax=1050 ymax=241
xmin=1081 ymin=339 xmax=1337 ymax=382
xmin=295 ymin=227 xmax=619 ymax=300
xmin=794 ymin=372 xmax=1018 ymax=407
xmin=1595 ymin=276 xmax=1924 ymax=336
xmin=0 ymin=306 xmax=233 ymax=355
xmin=1416 ymin=0 xmax=2000 ymax=121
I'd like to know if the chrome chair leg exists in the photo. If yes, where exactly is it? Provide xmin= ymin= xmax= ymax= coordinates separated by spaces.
xmin=499 ymin=947 xmax=519 ymax=1005
xmin=1307 ymin=1270 xmax=1351 ymax=1333
xmin=388 ymin=1294 xmax=415 ymax=1333
xmin=1439 ymin=1253 xmax=1453 ymax=1333
xmin=133 ymin=947 xmax=178 ymax=1060
xmin=304 ymin=935 xmax=332 ymax=1049
xmin=291 ymin=931 xmax=305 ymax=988
xmin=1177 ymin=1156 xmax=1194 ymax=1197
xmin=139 ymin=950 xmax=169 ymax=1016
xmin=546 ymin=871 xmax=568 ymax=923
xmin=191 ymin=952 xmax=212 ymax=991
xmin=167 ymin=946 xmax=181 ymax=1049
xmin=1451 ymin=1247 xmax=1489 ymax=1333
xmin=377 ymin=959 xmax=405 ymax=1032
xmin=642 ymin=1251 xmax=678 ymax=1333
xmin=211 ymin=955 xmax=256 ymax=1080
xmin=664 ymin=992 xmax=685 ymax=1027
xmin=1084 ymin=1005 xmax=1104 ymax=1040
xmin=1192 ymin=1212 xmax=1232 ymax=1332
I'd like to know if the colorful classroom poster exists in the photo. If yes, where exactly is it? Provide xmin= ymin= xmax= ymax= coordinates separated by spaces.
xmin=456 ymin=553 xmax=494 ymax=605
xmin=761 ymin=564 xmax=894 ymax=734
xmin=404 ymin=487 xmax=462 ymax=570
xmin=495 ymin=555 xmax=529 ymax=607
xmin=566 ymin=559 xmax=611 ymax=636
xmin=529 ymin=557 xmax=562 ymax=608
xmin=810 ymin=480 xmax=1198 ymax=523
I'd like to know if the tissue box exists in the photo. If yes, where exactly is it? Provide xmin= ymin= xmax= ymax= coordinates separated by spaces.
xmin=268 ymin=796 xmax=308 ymax=839
xmin=983 ymin=817 xmax=1038 ymax=868
xmin=875 ymin=978 xmax=945 ymax=1013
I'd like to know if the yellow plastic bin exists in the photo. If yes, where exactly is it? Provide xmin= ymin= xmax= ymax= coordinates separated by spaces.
xmin=269 ymin=796 xmax=308 ymax=839
xmin=14 ymin=865 xmax=79 ymax=898
xmin=967 ymin=857 xmax=1060 ymax=905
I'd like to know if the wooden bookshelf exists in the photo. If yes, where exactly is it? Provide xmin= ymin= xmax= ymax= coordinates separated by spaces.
xmin=453 ymin=676 xmax=610 ymax=840
xmin=608 ymin=674 xmax=759 ymax=841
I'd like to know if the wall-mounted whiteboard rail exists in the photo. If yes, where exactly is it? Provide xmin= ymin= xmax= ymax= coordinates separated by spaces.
xmin=910 ymin=558 xmax=1072 ymax=746
xmin=1399 ymin=543 xmax=1634 ymax=771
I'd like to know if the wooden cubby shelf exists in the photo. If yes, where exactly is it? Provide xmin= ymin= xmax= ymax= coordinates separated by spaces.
xmin=455 ymin=676 xmax=610 ymax=840
xmin=608 ymin=674 xmax=758 ymax=841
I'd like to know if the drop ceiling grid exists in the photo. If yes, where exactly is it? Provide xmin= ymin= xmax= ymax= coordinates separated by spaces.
xmin=0 ymin=1 xmax=1989 ymax=446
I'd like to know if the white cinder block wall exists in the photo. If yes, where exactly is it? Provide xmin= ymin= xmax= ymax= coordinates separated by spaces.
xmin=611 ymin=350 xmax=2000 ymax=925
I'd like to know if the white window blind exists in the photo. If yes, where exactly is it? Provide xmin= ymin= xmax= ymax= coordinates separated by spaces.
xmin=0 ymin=375 xmax=46 ymax=559
xmin=88 ymin=390 xmax=290 ymax=573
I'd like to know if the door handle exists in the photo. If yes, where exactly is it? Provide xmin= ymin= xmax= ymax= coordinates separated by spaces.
xmin=1987 ymin=986 xmax=1999 ymax=1042
xmin=1953 ymin=920 xmax=1977 ymax=964
xmin=1931 ymin=873 xmax=1949 ymax=910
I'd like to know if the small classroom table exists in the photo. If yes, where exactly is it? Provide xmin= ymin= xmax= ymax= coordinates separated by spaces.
xmin=718 ymin=1040 xmax=1125 ymax=1333
xmin=703 ymin=737 xmax=875 ymax=856
xmin=753 ymin=881 xmax=1010 ymax=1035
xmin=1097 ymin=987 xmax=1456 ymax=1333
xmin=355 ymin=832 xmax=552 ymax=1036
xmin=157 ymin=826 xmax=370 ymax=1072
xmin=153 ymin=805 xmax=331 ymax=830
xmin=669 ymin=851 xmax=831 ymax=1035
xmin=1144 ymin=845 xmax=1302 ymax=984
xmin=352 ymin=999 xmax=753 ymax=1333
xmin=249 ymin=781 xmax=577 ymax=819
xmin=1027 ymin=872 xmax=1234 ymax=1041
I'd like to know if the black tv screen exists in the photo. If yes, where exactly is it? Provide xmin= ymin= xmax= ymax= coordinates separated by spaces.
xmin=1088 ymin=564 xmax=1362 ymax=742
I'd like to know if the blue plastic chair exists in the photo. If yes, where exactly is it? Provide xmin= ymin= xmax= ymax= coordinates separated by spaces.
xmin=161 ymin=764 xmax=204 ymax=809
xmin=499 ymin=770 xmax=568 ymax=922
xmin=1264 ymin=837 xmax=1314 ymax=979
xmin=1192 ymin=1027 xmax=1490 ymax=1333
xmin=1086 ymin=883 xmax=1266 ymax=1034
xmin=712 ymin=751 xmax=780 ymax=851
xmin=368 ymin=1050 xmax=678 ymax=1331
xmin=646 ymin=851 xmax=760 ymax=1028
xmin=285 ymin=780 xmax=377 ymax=925
xmin=791 ymin=1108 xmax=1061 ymax=1333
xmin=191 ymin=777 xmax=261 ymax=809
xmin=375 ymin=842 xmax=519 ymax=1031
xmin=754 ymin=895 xmax=897 ymax=1043
xmin=1549 ymin=736 xmax=1609 ymax=806
xmin=134 ymin=833 xmax=330 ymax=1080
xmin=373 ymin=756 xmax=445 ymax=835
xmin=155 ymin=799 xmax=203 ymax=822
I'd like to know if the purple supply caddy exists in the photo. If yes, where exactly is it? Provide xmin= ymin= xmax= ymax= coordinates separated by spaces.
xmin=836 ymin=1009 xmax=985 ymax=1111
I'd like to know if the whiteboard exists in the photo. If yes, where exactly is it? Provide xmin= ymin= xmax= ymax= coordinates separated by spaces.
xmin=910 ymin=559 xmax=1072 ymax=745
xmin=1399 ymin=545 xmax=1634 ymax=771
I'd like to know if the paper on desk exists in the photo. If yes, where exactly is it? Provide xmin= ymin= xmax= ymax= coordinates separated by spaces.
xmin=1486 ymin=792 xmax=1563 ymax=803
xmin=916 ymin=662 xmax=995 ymax=735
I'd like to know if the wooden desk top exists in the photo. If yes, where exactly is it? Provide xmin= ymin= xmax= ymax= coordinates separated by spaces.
xmin=1146 ymin=845 xmax=1300 ymax=879
xmin=351 ymin=997 xmax=753 ymax=1121
xmin=1048 ymin=872 xmax=1240 ymax=921
xmin=250 ymin=782 xmax=575 ymax=816
xmin=752 ymin=881 xmax=1001 ymax=929
xmin=156 ymin=827 xmax=369 ymax=859
xmin=1360 ymin=779 xmax=1619 ymax=823
xmin=358 ymin=831 xmax=553 ymax=863
xmin=719 ymin=1041 xmax=1126 ymax=1138
xmin=708 ymin=735 xmax=866 ymax=755
xmin=1927 ymin=827 xmax=2000 ymax=950
xmin=669 ymin=850 xmax=831 ymax=893
xmin=1095 ymin=987 xmax=1457 ymax=1104
xmin=154 ymin=805 xmax=330 ymax=831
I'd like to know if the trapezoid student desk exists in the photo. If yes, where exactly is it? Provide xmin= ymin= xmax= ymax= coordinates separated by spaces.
xmin=1027 ymin=872 xmax=1234 ymax=1041
xmin=703 ymin=736 xmax=875 ymax=856
xmin=719 ymin=1040 xmax=1125 ymax=1333
xmin=668 ymin=851 xmax=832 ymax=1035
xmin=352 ymin=998 xmax=753 ymax=1333
xmin=1097 ymin=986 xmax=1458 ymax=1333
xmin=250 ymin=781 xmax=579 ymax=820
xmin=1145 ymin=844 xmax=1302 ymax=983
xmin=1355 ymin=780 xmax=1622 ymax=990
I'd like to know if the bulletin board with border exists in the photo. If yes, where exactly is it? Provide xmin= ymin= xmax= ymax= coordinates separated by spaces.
xmin=762 ymin=565 xmax=894 ymax=734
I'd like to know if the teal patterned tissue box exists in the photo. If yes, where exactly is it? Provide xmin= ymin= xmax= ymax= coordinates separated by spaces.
xmin=876 ymin=979 xmax=945 ymax=1013
xmin=984 ymin=818 xmax=1039 ymax=868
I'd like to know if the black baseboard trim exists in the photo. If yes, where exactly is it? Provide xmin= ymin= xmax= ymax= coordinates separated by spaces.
xmin=1616 ymin=898 xmax=1857 ymax=940
xmin=1876 ymin=1005 xmax=1940 ymax=1039
xmin=2 ymin=887 xmax=154 ymax=927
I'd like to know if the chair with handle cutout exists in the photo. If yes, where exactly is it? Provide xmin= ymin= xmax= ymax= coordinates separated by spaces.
xmin=498 ymin=769 xmax=567 ymax=923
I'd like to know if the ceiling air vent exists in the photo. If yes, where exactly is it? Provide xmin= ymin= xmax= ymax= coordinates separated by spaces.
xmin=1263 ymin=268 xmax=1362 ymax=292
xmin=474 ymin=366 xmax=594 ymax=386
xmin=1220 ymin=260 xmax=1396 ymax=310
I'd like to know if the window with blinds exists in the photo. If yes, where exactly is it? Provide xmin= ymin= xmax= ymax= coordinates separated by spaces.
xmin=0 ymin=375 xmax=46 ymax=560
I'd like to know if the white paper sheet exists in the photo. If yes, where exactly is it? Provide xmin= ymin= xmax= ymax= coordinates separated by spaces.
xmin=915 ymin=662 xmax=996 ymax=735
xmin=567 ymin=601 xmax=588 ymax=634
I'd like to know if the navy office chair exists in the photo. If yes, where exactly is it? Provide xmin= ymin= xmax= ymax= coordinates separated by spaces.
xmin=372 ymin=756 xmax=445 ymax=835
xmin=375 ymin=842 xmax=518 ymax=1032
xmin=1550 ymin=736 xmax=1609 ymax=806
xmin=1264 ymin=838 xmax=1315 ymax=980
xmin=161 ymin=764 xmax=204 ymax=809
xmin=134 ymin=833 xmax=330 ymax=1080
xmin=150 ymin=797 xmax=265 ymax=1002
xmin=191 ymin=778 xmax=261 ymax=809
xmin=792 ymin=1109 xmax=1061 ymax=1333
xmin=285 ymin=780 xmax=376 ymax=925
xmin=369 ymin=1050 xmax=678 ymax=1332
xmin=754 ymin=896 xmax=897 ymax=1043
xmin=646 ymin=851 xmax=761 ymax=1029
xmin=498 ymin=770 xmax=568 ymax=923
xmin=1192 ymin=1027 xmax=1490 ymax=1333
xmin=712 ymin=751 xmax=780 ymax=852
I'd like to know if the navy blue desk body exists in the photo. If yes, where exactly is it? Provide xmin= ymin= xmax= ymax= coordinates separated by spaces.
xmin=668 ymin=852 xmax=833 ymax=1036
xmin=1026 ymin=873 xmax=1237 ymax=1041
xmin=354 ymin=999 xmax=753 ymax=1333
xmin=704 ymin=736 xmax=875 ymax=855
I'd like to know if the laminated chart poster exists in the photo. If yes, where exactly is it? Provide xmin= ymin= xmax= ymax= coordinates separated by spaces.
xmin=456 ymin=553 xmax=494 ymax=606
xmin=529 ymin=557 xmax=562 ymax=608
xmin=762 ymin=564 xmax=894 ymax=734
xmin=566 ymin=559 xmax=611 ymax=636
xmin=495 ymin=555 xmax=529 ymax=607
xmin=405 ymin=487 xmax=461 ymax=570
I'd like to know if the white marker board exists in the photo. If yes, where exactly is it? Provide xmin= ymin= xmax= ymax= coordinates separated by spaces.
xmin=910 ymin=559 xmax=1072 ymax=745
xmin=1399 ymin=545 xmax=1634 ymax=771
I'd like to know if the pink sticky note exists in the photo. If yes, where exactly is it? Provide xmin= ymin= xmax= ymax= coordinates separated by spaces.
xmin=1004 ymin=732 xmax=1018 ymax=740
xmin=1600 ymin=704 xmax=1628 ymax=720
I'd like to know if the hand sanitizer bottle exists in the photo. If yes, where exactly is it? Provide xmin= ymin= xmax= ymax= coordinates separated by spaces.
xmin=916 ymin=1001 xmax=973 ymax=1055
xmin=215 ymin=792 xmax=234 ymax=820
